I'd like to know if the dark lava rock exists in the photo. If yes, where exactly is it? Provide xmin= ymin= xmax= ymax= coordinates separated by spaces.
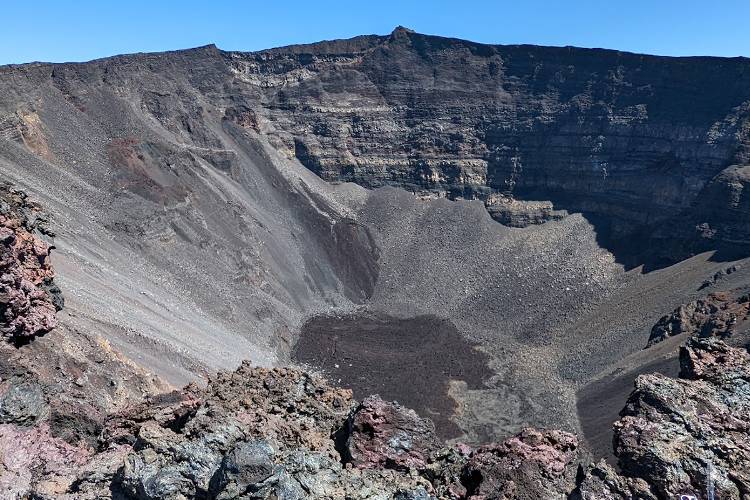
xmin=570 ymin=460 xmax=657 ymax=500
xmin=698 ymin=264 xmax=741 ymax=290
xmin=5 ymin=335 xmax=750 ymax=499
xmin=0 ymin=381 xmax=48 ymax=425
xmin=647 ymin=291 xmax=750 ymax=346
xmin=294 ymin=312 xmax=491 ymax=439
xmin=485 ymin=194 xmax=568 ymax=227
xmin=209 ymin=440 xmax=275 ymax=498
xmin=393 ymin=486 xmax=435 ymax=500
xmin=115 ymin=366 xmax=431 ymax=499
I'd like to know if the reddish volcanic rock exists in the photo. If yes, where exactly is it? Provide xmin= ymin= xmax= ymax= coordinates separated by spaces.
xmin=460 ymin=428 xmax=579 ymax=499
xmin=345 ymin=395 xmax=440 ymax=471
xmin=0 ymin=422 xmax=93 ymax=497
xmin=0 ymin=185 xmax=60 ymax=342
xmin=647 ymin=292 xmax=750 ymax=347
xmin=615 ymin=338 xmax=750 ymax=499
xmin=679 ymin=334 xmax=750 ymax=380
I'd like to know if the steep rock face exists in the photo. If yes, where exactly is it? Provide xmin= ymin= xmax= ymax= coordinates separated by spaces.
xmin=236 ymin=28 xmax=750 ymax=266
xmin=689 ymin=164 xmax=750 ymax=254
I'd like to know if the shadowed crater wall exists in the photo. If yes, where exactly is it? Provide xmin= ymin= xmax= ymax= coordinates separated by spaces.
xmin=242 ymin=27 xmax=750 ymax=270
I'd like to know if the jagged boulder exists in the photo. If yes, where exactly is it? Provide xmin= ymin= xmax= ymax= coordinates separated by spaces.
xmin=114 ymin=367 xmax=432 ymax=499
xmin=0 ymin=185 xmax=60 ymax=342
xmin=614 ymin=338 xmax=750 ymax=499
xmin=570 ymin=460 xmax=656 ymax=499
xmin=0 ymin=381 xmax=48 ymax=425
xmin=647 ymin=292 xmax=750 ymax=346
xmin=460 ymin=428 xmax=579 ymax=499
xmin=0 ymin=422 xmax=97 ymax=498
xmin=4 ymin=337 xmax=750 ymax=499
xmin=208 ymin=440 xmax=276 ymax=499
xmin=346 ymin=395 xmax=440 ymax=471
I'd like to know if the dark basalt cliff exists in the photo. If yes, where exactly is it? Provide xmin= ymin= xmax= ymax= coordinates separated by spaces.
xmin=242 ymin=27 xmax=750 ymax=268
xmin=11 ymin=27 xmax=746 ymax=269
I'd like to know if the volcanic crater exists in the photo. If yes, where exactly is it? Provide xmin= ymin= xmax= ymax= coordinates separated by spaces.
xmin=1 ymin=26 xmax=750 ymax=472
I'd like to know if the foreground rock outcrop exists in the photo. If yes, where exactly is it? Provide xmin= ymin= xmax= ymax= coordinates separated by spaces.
xmin=3 ymin=328 xmax=749 ymax=499
xmin=615 ymin=337 xmax=750 ymax=499
xmin=0 ymin=184 xmax=60 ymax=342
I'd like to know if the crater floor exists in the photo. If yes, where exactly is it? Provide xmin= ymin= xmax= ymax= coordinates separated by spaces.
xmin=293 ymin=311 xmax=492 ymax=440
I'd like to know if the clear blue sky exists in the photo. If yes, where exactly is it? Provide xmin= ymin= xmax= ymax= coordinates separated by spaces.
xmin=2 ymin=0 xmax=749 ymax=65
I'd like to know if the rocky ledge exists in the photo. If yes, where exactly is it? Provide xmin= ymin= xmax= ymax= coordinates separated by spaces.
xmin=2 ymin=335 xmax=748 ymax=499
xmin=647 ymin=291 xmax=750 ymax=346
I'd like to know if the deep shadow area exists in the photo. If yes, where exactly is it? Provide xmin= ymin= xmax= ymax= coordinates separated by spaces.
xmin=586 ymin=213 xmax=750 ymax=274
xmin=505 ymin=173 xmax=750 ymax=273
xmin=576 ymin=355 xmax=680 ymax=465
xmin=292 ymin=311 xmax=492 ymax=440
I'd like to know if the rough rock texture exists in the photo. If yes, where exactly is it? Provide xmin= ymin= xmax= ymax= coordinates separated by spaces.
xmin=459 ymin=428 xmax=579 ymax=499
xmin=0 ymin=190 xmax=170 ymax=498
xmin=688 ymin=164 xmax=750 ymax=255
xmin=615 ymin=338 xmax=750 ymax=499
xmin=0 ymin=321 xmax=169 ymax=499
xmin=0 ymin=184 xmax=60 ymax=342
xmin=698 ymin=263 xmax=741 ymax=290
xmin=5 ymin=329 xmax=750 ymax=499
xmin=570 ymin=461 xmax=656 ymax=500
xmin=484 ymin=193 xmax=568 ymax=228
xmin=108 ymin=365 xmax=435 ymax=500
xmin=647 ymin=291 xmax=750 ymax=346
xmin=346 ymin=395 xmax=440 ymax=471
